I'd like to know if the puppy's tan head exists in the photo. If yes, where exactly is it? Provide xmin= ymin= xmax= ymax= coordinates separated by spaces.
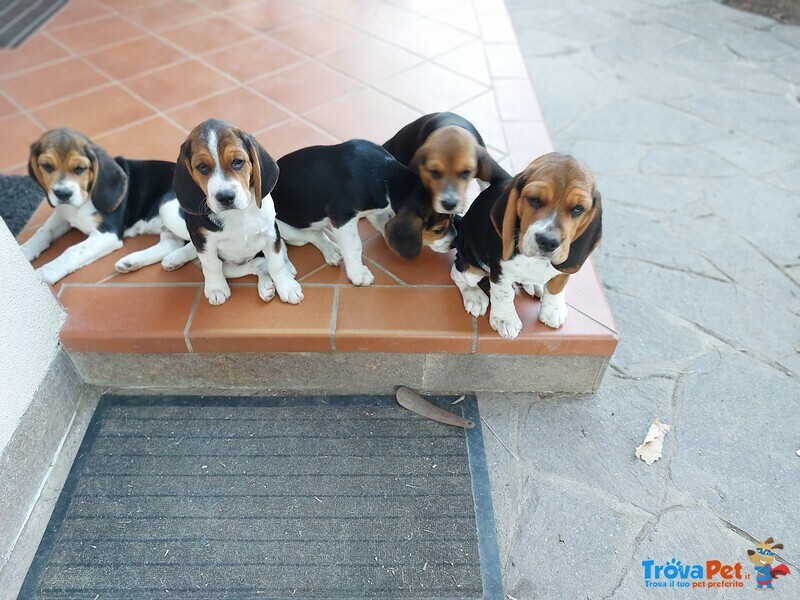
xmin=422 ymin=212 xmax=457 ymax=253
xmin=490 ymin=153 xmax=602 ymax=273
xmin=410 ymin=125 xmax=494 ymax=214
xmin=28 ymin=128 xmax=126 ymax=211
xmin=175 ymin=119 xmax=278 ymax=214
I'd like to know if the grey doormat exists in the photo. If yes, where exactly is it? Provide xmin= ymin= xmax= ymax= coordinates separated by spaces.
xmin=0 ymin=175 xmax=41 ymax=236
xmin=20 ymin=394 xmax=503 ymax=599
xmin=0 ymin=0 xmax=67 ymax=48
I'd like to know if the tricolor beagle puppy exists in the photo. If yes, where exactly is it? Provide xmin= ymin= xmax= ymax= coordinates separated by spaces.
xmin=20 ymin=128 xmax=175 ymax=284
xmin=451 ymin=153 xmax=602 ymax=339
xmin=118 ymin=119 xmax=302 ymax=306
xmin=383 ymin=112 xmax=510 ymax=214
xmin=273 ymin=139 xmax=455 ymax=287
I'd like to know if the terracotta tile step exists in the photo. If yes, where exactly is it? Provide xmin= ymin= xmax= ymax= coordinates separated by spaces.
xmin=32 ymin=227 xmax=616 ymax=356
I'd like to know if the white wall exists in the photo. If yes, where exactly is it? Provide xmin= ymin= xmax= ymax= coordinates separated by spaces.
xmin=0 ymin=220 xmax=65 ymax=452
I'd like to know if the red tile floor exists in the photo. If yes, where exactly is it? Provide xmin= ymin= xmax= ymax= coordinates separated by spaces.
xmin=4 ymin=0 xmax=617 ymax=356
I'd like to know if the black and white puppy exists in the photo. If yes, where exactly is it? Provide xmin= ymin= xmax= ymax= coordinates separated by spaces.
xmin=451 ymin=153 xmax=602 ymax=339
xmin=118 ymin=119 xmax=302 ymax=306
xmin=21 ymin=128 xmax=175 ymax=284
xmin=272 ymin=139 xmax=454 ymax=287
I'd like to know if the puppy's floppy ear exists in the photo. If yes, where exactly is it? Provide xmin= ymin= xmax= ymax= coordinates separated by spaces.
xmin=385 ymin=206 xmax=424 ymax=259
xmin=475 ymin=145 xmax=510 ymax=184
xmin=242 ymin=133 xmax=279 ymax=208
xmin=490 ymin=176 xmax=523 ymax=261
xmin=86 ymin=143 xmax=127 ymax=213
xmin=173 ymin=137 xmax=206 ymax=212
xmin=554 ymin=188 xmax=603 ymax=274
xmin=27 ymin=139 xmax=44 ymax=189
xmin=408 ymin=146 xmax=426 ymax=175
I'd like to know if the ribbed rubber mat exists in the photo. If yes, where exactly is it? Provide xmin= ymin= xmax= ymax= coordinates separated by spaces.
xmin=0 ymin=0 xmax=67 ymax=48
xmin=20 ymin=394 xmax=502 ymax=599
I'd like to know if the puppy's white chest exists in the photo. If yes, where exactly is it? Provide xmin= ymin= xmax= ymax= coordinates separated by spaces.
xmin=58 ymin=203 xmax=99 ymax=235
xmin=500 ymin=254 xmax=559 ymax=285
xmin=212 ymin=207 xmax=274 ymax=263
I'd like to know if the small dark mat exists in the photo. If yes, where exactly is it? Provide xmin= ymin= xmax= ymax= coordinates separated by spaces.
xmin=20 ymin=395 xmax=503 ymax=600
xmin=0 ymin=175 xmax=41 ymax=236
xmin=0 ymin=0 xmax=67 ymax=48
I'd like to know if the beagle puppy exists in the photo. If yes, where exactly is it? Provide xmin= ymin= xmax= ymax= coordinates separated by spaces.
xmin=383 ymin=112 xmax=510 ymax=214
xmin=120 ymin=119 xmax=302 ymax=306
xmin=273 ymin=139 xmax=452 ymax=287
xmin=451 ymin=153 xmax=602 ymax=339
xmin=20 ymin=128 xmax=176 ymax=284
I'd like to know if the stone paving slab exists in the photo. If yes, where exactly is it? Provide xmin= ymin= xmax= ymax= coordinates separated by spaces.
xmin=485 ymin=0 xmax=800 ymax=597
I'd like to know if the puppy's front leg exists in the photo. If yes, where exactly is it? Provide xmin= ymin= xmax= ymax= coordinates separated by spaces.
xmin=539 ymin=273 xmax=569 ymax=328
xmin=265 ymin=239 xmax=303 ymax=304
xmin=450 ymin=263 xmax=488 ymax=317
xmin=36 ymin=231 xmax=123 ymax=285
xmin=331 ymin=220 xmax=374 ymax=286
xmin=20 ymin=210 xmax=71 ymax=261
xmin=197 ymin=247 xmax=230 ymax=305
xmin=488 ymin=278 xmax=522 ymax=339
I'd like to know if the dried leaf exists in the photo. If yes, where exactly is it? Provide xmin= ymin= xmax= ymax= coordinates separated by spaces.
xmin=635 ymin=419 xmax=670 ymax=465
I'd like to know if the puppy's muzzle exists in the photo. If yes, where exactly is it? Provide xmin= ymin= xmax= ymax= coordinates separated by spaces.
xmin=53 ymin=188 xmax=73 ymax=203
xmin=535 ymin=232 xmax=559 ymax=254
xmin=215 ymin=189 xmax=237 ymax=209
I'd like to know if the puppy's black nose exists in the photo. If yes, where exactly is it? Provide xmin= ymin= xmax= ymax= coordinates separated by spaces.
xmin=53 ymin=189 xmax=72 ymax=202
xmin=535 ymin=233 xmax=559 ymax=253
xmin=440 ymin=199 xmax=458 ymax=211
xmin=215 ymin=190 xmax=236 ymax=206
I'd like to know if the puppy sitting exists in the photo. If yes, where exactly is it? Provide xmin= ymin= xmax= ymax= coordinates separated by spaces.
xmin=451 ymin=153 xmax=602 ymax=339
xmin=273 ymin=139 xmax=451 ymax=287
xmin=21 ymin=128 xmax=175 ymax=284
xmin=383 ymin=112 xmax=510 ymax=214
xmin=121 ymin=119 xmax=302 ymax=306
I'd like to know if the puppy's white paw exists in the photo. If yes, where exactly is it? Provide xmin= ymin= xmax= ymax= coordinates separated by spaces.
xmin=489 ymin=310 xmax=523 ymax=340
xmin=523 ymin=283 xmax=544 ymax=298
xmin=276 ymin=279 xmax=304 ymax=304
xmin=462 ymin=288 xmax=489 ymax=317
xmin=115 ymin=257 xmax=141 ymax=273
xmin=162 ymin=255 xmax=187 ymax=271
xmin=539 ymin=301 xmax=568 ymax=328
xmin=36 ymin=264 xmax=64 ymax=285
xmin=322 ymin=243 xmax=343 ymax=267
xmin=21 ymin=243 xmax=40 ymax=262
xmin=205 ymin=281 xmax=231 ymax=305
xmin=348 ymin=265 xmax=374 ymax=287
xmin=258 ymin=278 xmax=276 ymax=302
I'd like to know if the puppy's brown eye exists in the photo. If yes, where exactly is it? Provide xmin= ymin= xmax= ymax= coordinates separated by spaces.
xmin=231 ymin=158 xmax=245 ymax=170
xmin=74 ymin=166 xmax=86 ymax=175
xmin=527 ymin=197 xmax=542 ymax=208
xmin=459 ymin=169 xmax=471 ymax=180
xmin=41 ymin=164 xmax=54 ymax=173
xmin=196 ymin=162 xmax=210 ymax=175
xmin=429 ymin=169 xmax=442 ymax=180
xmin=433 ymin=227 xmax=446 ymax=234
xmin=570 ymin=205 xmax=585 ymax=217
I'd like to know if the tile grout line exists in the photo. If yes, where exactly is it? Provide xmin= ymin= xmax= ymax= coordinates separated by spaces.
xmin=363 ymin=256 xmax=407 ymax=286
xmin=297 ymin=262 xmax=332 ymax=283
xmin=183 ymin=287 xmax=202 ymax=353
xmin=58 ymin=282 xmax=457 ymax=289
xmin=565 ymin=302 xmax=620 ymax=336
xmin=329 ymin=287 xmax=339 ymax=352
